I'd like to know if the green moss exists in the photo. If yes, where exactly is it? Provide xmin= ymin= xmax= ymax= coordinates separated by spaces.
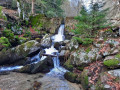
xmin=115 ymin=54 xmax=120 ymax=59
xmin=29 ymin=14 xmax=45 ymax=27
xmin=77 ymin=66 xmax=84 ymax=71
xmin=85 ymin=47 xmax=91 ymax=53
xmin=64 ymin=59 xmax=74 ymax=71
xmin=26 ymin=41 xmax=35 ymax=48
xmin=103 ymin=59 xmax=119 ymax=68
xmin=81 ymin=70 xmax=89 ymax=89
xmin=19 ymin=37 xmax=27 ymax=44
xmin=64 ymin=72 xmax=77 ymax=83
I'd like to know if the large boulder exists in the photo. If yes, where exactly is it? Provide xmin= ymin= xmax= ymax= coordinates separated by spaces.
xmin=70 ymin=47 xmax=102 ymax=66
xmin=0 ymin=40 xmax=41 ymax=65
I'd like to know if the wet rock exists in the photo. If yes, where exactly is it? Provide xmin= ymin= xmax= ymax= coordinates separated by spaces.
xmin=59 ymin=50 xmax=66 ymax=57
xmin=18 ymin=56 xmax=53 ymax=73
xmin=0 ymin=40 xmax=41 ymax=65
xmin=40 ymin=34 xmax=52 ymax=48
xmin=54 ymin=42 xmax=61 ymax=50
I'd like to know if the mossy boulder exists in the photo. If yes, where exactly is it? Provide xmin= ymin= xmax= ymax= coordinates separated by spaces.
xmin=64 ymin=59 xmax=73 ymax=71
xmin=0 ymin=40 xmax=41 ymax=65
xmin=103 ymin=59 xmax=120 ymax=69
xmin=70 ymin=47 xmax=101 ymax=66
xmin=64 ymin=72 xmax=77 ymax=83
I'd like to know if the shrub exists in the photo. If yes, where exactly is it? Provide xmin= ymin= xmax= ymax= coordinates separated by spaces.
xmin=19 ymin=37 xmax=27 ymax=44
xmin=82 ymin=38 xmax=93 ymax=46
xmin=73 ymin=37 xmax=93 ymax=46
xmin=73 ymin=37 xmax=83 ymax=44
xmin=0 ymin=37 xmax=11 ymax=48
xmin=2 ymin=29 xmax=14 ymax=40
xmin=103 ymin=59 xmax=119 ymax=68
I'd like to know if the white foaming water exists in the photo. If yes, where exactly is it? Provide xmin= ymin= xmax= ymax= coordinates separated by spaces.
xmin=53 ymin=24 xmax=65 ymax=42
xmin=44 ymin=45 xmax=58 ymax=55
xmin=45 ymin=24 xmax=68 ymax=77
xmin=17 ymin=1 xmax=21 ymax=17
xmin=0 ymin=66 xmax=23 ymax=72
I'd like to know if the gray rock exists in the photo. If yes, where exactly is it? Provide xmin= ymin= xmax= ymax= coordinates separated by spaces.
xmin=18 ymin=56 xmax=53 ymax=73
xmin=67 ymin=38 xmax=79 ymax=50
xmin=0 ymin=40 xmax=40 ymax=65
xmin=41 ymin=34 xmax=52 ymax=48
xmin=108 ymin=69 xmax=120 ymax=77
xmin=104 ymin=56 xmax=115 ymax=61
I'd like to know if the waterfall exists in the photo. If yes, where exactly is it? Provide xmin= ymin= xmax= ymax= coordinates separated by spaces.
xmin=0 ymin=24 xmax=67 ymax=76
xmin=52 ymin=24 xmax=65 ymax=42
xmin=45 ymin=24 xmax=67 ymax=77
xmin=17 ymin=1 xmax=21 ymax=17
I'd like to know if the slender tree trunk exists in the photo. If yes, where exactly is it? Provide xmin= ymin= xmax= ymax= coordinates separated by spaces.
xmin=32 ymin=0 xmax=35 ymax=14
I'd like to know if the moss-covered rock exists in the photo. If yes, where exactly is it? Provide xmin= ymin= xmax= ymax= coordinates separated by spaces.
xmin=64 ymin=72 xmax=77 ymax=83
xmin=103 ymin=59 xmax=120 ymax=69
xmin=0 ymin=40 xmax=41 ymax=65
xmin=64 ymin=59 xmax=73 ymax=71
xmin=80 ymin=69 xmax=89 ymax=89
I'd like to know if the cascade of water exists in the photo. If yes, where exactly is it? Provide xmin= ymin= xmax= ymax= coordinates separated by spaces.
xmin=17 ymin=1 xmax=21 ymax=17
xmin=0 ymin=24 xmax=67 ymax=76
xmin=45 ymin=24 xmax=68 ymax=77
xmin=53 ymin=24 xmax=65 ymax=42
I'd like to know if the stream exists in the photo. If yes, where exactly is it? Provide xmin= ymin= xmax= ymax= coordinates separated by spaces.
xmin=0 ymin=24 xmax=80 ymax=90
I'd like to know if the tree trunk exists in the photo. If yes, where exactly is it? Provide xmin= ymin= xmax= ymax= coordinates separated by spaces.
xmin=32 ymin=0 xmax=35 ymax=14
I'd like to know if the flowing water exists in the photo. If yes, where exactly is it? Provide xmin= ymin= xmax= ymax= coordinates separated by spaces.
xmin=0 ymin=24 xmax=80 ymax=90
xmin=0 ymin=24 xmax=67 ymax=76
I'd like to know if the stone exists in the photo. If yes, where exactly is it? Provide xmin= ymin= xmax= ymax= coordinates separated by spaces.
xmin=40 ymin=34 xmax=52 ymax=48
xmin=18 ymin=56 xmax=53 ymax=73
xmin=0 ymin=40 xmax=41 ymax=65
xmin=70 ymin=47 xmax=101 ymax=66
xmin=104 ymin=56 xmax=115 ymax=61
xmin=108 ymin=69 xmax=120 ymax=77
xmin=67 ymin=38 xmax=79 ymax=50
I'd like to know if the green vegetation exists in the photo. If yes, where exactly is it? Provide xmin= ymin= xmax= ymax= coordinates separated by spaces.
xmin=115 ymin=54 xmax=120 ymax=59
xmin=64 ymin=72 xmax=77 ymax=83
xmin=73 ymin=2 xmax=110 ymax=37
xmin=103 ymin=59 xmax=119 ymax=68
xmin=81 ymin=70 xmax=89 ymax=89
xmin=64 ymin=59 xmax=74 ymax=71
xmin=73 ymin=37 xmax=93 ymax=46
xmin=0 ymin=37 xmax=11 ymax=48
xmin=0 ymin=6 xmax=7 ymax=21
xmin=29 ymin=14 xmax=45 ymax=27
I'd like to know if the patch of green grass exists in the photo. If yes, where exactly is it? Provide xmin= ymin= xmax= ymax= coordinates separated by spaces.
xmin=103 ymin=59 xmax=119 ymax=68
